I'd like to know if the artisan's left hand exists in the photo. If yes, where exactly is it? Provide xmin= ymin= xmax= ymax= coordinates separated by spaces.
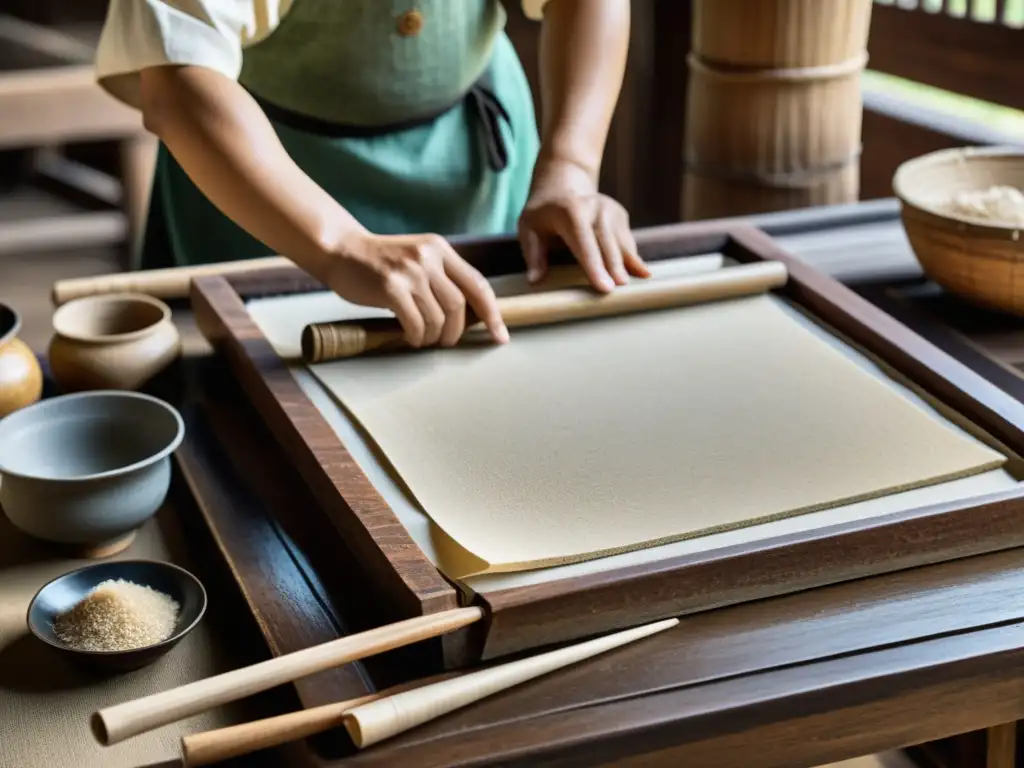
xmin=518 ymin=158 xmax=650 ymax=292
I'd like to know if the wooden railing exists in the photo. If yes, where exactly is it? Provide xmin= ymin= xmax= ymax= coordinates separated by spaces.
xmin=870 ymin=0 xmax=1023 ymax=112
xmin=860 ymin=0 xmax=1024 ymax=198
xmin=868 ymin=0 xmax=1019 ymax=109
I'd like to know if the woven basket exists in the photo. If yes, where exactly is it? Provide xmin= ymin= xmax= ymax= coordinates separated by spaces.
xmin=685 ymin=52 xmax=866 ymax=175
xmin=693 ymin=0 xmax=874 ymax=68
xmin=893 ymin=146 xmax=1024 ymax=316
xmin=682 ymin=158 xmax=860 ymax=221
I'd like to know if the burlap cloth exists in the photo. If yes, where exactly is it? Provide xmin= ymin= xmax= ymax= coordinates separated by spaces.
xmin=0 ymin=502 xmax=251 ymax=768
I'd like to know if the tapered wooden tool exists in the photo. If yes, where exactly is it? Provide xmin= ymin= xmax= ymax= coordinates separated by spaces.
xmin=345 ymin=618 xmax=680 ymax=749
xmin=301 ymin=261 xmax=788 ymax=363
xmin=91 ymin=606 xmax=483 ymax=747
xmin=51 ymin=255 xmax=292 ymax=305
xmin=180 ymin=671 xmax=461 ymax=766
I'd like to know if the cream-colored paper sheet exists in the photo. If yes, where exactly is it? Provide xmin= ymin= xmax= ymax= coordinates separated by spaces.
xmin=247 ymin=262 xmax=1006 ymax=579
xmin=285 ymin=363 xmax=1018 ymax=594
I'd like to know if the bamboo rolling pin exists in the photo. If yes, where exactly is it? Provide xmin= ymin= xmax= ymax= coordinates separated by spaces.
xmin=345 ymin=617 xmax=680 ymax=749
xmin=91 ymin=606 xmax=483 ymax=747
xmin=181 ymin=670 xmax=461 ymax=766
xmin=180 ymin=618 xmax=677 ymax=765
xmin=51 ymin=256 xmax=293 ymax=306
xmin=301 ymin=260 xmax=788 ymax=363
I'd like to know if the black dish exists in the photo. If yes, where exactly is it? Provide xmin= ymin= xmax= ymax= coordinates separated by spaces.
xmin=26 ymin=559 xmax=207 ymax=673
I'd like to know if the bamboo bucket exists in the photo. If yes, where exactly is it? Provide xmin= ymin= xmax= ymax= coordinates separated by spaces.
xmin=893 ymin=146 xmax=1024 ymax=316
xmin=692 ymin=0 xmax=874 ymax=69
xmin=683 ymin=157 xmax=860 ymax=221
xmin=684 ymin=52 xmax=867 ymax=176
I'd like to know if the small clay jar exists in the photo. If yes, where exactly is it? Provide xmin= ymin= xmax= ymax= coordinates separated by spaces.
xmin=0 ymin=302 xmax=44 ymax=417
xmin=48 ymin=293 xmax=181 ymax=393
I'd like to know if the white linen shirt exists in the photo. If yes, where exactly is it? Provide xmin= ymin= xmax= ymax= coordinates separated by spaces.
xmin=95 ymin=0 xmax=554 ymax=109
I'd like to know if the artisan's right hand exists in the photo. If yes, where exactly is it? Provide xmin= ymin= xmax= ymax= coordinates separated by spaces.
xmin=327 ymin=232 xmax=509 ymax=349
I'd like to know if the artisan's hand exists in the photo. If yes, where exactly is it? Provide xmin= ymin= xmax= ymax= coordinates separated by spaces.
xmin=518 ymin=158 xmax=649 ymax=292
xmin=326 ymin=232 xmax=509 ymax=348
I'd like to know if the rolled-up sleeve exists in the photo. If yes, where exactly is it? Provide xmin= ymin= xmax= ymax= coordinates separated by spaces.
xmin=95 ymin=0 xmax=252 ymax=109
xmin=521 ymin=0 xmax=553 ymax=20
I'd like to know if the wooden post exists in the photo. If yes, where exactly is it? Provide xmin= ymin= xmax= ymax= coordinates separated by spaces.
xmin=986 ymin=722 xmax=1016 ymax=768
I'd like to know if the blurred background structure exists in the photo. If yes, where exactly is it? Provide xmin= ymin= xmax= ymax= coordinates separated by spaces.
xmin=0 ymin=0 xmax=1021 ymax=351
xmin=0 ymin=3 xmax=1021 ymax=766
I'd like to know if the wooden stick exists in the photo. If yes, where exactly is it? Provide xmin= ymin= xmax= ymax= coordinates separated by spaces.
xmin=345 ymin=618 xmax=680 ymax=749
xmin=180 ymin=671 xmax=461 ymax=767
xmin=50 ymin=250 xmax=724 ymax=309
xmin=51 ymin=256 xmax=293 ymax=306
xmin=301 ymin=261 xmax=788 ymax=363
xmin=91 ymin=606 xmax=483 ymax=747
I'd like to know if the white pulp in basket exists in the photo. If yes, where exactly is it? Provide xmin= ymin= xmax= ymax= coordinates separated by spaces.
xmin=937 ymin=185 xmax=1024 ymax=227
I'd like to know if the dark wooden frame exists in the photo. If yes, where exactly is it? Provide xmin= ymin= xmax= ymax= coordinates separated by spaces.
xmin=190 ymin=221 xmax=1024 ymax=674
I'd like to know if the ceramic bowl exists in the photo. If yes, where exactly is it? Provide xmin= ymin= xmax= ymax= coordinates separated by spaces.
xmin=0 ymin=391 xmax=185 ymax=557
xmin=27 ymin=559 xmax=206 ymax=673
xmin=48 ymin=293 xmax=181 ymax=393
xmin=0 ymin=301 xmax=43 ymax=417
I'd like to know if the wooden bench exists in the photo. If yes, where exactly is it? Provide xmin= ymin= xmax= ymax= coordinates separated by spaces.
xmin=0 ymin=13 xmax=154 ymax=267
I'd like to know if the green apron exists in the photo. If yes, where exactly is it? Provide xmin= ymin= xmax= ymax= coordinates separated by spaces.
xmin=139 ymin=0 xmax=540 ymax=270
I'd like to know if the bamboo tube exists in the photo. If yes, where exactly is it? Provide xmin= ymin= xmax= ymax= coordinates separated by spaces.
xmin=51 ymin=256 xmax=293 ymax=306
xmin=50 ymin=251 xmax=725 ymax=309
xmin=302 ymin=261 xmax=788 ymax=363
xmin=91 ymin=607 xmax=483 ymax=747
xmin=180 ymin=671 xmax=462 ymax=766
xmin=344 ymin=618 xmax=680 ymax=749
xmin=692 ymin=0 xmax=873 ymax=69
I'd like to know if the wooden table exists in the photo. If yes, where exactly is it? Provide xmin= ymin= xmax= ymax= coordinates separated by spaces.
xmin=8 ymin=199 xmax=1024 ymax=767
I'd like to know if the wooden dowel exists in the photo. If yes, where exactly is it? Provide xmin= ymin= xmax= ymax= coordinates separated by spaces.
xmin=344 ymin=618 xmax=679 ymax=749
xmin=51 ymin=256 xmax=293 ymax=306
xmin=182 ymin=693 xmax=380 ymax=767
xmin=180 ymin=671 xmax=461 ymax=767
xmin=91 ymin=606 xmax=483 ymax=747
xmin=301 ymin=261 xmax=788 ymax=363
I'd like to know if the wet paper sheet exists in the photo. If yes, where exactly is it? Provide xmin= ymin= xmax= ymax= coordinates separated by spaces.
xmin=267 ymin=286 xmax=1005 ymax=578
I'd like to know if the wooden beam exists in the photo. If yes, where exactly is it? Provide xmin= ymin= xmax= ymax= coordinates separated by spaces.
xmin=0 ymin=13 xmax=95 ymax=64
xmin=986 ymin=723 xmax=1017 ymax=768
xmin=0 ymin=66 xmax=144 ymax=148
xmin=0 ymin=211 xmax=126 ymax=255
xmin=859 ymin=86 xmax=1024 ymax=201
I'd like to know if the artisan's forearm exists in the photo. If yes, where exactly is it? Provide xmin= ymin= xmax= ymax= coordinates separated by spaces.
xmin=536 ymin=0 xmax=630 ymax=181
xmin=138 ymin=65 xmax=365 ymax=281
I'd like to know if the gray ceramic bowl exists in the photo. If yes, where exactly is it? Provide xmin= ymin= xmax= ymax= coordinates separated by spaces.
xmin=0 ymin=391 xmax=184 ymax=555
xmin=27 ymin=559 xmax=206 ymax=672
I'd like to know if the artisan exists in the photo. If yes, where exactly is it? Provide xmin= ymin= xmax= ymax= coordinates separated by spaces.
xmin=94 ymin=0 xmax=649 ymax=348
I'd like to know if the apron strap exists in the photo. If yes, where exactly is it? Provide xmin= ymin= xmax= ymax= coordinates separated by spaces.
xmin=247 ymin=61 xmax=514 ymax=174
xmin=468 ymin=66 xmax=513 ymax=173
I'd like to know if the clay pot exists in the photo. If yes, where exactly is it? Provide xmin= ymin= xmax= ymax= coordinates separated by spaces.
xmin=48 ymin=294 xmax=181 ymax=393
xmin=0 ymin=302 xmax=44 ymax=418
